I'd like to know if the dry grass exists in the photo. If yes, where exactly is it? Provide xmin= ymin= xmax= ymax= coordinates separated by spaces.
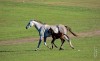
xmin=0 ymin=0 xmax=100 ymax=8
xmin=42 ymin=1 xmax=100 ymax=8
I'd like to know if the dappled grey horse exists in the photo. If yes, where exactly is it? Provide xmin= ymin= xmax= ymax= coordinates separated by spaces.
xmin=26 ymin=19 xmax=76 ymax=50
xmin=26 ymin=19 xmax=59 ymax=51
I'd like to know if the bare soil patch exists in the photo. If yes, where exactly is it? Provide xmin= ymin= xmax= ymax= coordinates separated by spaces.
xmin=0 ymin=30 xmax=100 ymax=45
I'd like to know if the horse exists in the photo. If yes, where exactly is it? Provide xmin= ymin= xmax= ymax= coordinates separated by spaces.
xmin=26 ymin=19 xmax=77 ymax=50
xmin=26 ymin=19 xmax=59 ymax=51
xmin=48 ymin=24 xmax=77 ymax=50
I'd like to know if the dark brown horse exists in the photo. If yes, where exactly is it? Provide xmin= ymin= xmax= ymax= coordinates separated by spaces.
xmin=48 ymin=25 xmax=77 ymax=50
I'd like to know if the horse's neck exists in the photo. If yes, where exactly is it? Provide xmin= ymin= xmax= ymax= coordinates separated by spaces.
xmin=34 ymin=22 xmax=43 ymax=31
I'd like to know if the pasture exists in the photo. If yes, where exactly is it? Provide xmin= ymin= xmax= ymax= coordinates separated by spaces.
xmin=0 ymin=0 xmax=100 ymax=61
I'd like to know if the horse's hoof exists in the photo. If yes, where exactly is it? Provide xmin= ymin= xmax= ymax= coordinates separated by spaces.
xmin=72 ymin=47 xmax=74 ymax=49
xmin=34 ymin=49 xmax=37 ymax=51
xmin=34 ymin=48 xmax=39 ymax=51
xmin=59 ymin=48 xmax=64 ymax=50
xmin=34 ymin=50 xmax=37 ymax=51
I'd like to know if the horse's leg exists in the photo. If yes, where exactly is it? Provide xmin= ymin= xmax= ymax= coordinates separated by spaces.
xmin=51 ymin=38 xmax=58 ymax=49
xmin=53 ymin=42 xmax=58 ymax=48
xmin=59 ymin=38 xmax=65 ymax=50
xmin=51 ymin=38 xmax=54 ymax=49
xmin=64 ymin=35 xmax=74 ymax=49
xmin=44 ymin=37 xmax=50 ymax=49
xmin=51 ymin=38 xmax=58 ymax=48
xmin=35 ymin=37 xmax=43 ymax=51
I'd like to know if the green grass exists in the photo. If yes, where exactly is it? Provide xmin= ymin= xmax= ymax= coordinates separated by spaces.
xmin=0 ymin=0 xmax=100 ymax=61
xmin=0 ymin=0 xmax=100 ymax=40
xmin=0 ymin=36 xmax=100 ymax=61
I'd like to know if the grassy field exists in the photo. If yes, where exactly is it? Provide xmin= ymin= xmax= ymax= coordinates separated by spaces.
xmin=0 ymin=36 xmax=100 ymax=61
xmin=0 ymin=0 xmax=100 ymax=61
xmin=0 ymin=0 xmax=100 ymax=40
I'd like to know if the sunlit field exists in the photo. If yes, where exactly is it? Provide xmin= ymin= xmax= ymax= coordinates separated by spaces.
xmin=0 ymin=0 xmax=100 ymax=61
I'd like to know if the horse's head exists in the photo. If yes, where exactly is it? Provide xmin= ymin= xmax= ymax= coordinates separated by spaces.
xmin=26 ymin=20 xmax=34 ymax=29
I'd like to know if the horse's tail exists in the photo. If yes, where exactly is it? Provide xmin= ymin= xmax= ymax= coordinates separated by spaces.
xmin=65 ymin=26 xmax=77 ymax=37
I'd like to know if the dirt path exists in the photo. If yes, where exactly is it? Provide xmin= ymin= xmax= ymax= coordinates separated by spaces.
xmin=0 ymin=30 xmax=100 ymax=45
xmin=70 ymin=30 xmax=100 ymax=37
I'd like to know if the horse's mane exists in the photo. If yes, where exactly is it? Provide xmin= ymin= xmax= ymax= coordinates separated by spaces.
xmin=33 ymin=19 xmax=46 ymax=24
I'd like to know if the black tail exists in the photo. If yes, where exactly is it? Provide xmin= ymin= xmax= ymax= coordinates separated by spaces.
xmin=65 ymin=26 xmax=77 ymax=37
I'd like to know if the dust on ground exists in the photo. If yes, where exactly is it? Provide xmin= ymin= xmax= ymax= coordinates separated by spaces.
xmin=0 ymin=30 xmax=100 ymax=45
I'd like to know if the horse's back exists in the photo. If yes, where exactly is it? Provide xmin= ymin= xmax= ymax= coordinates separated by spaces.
xmin=51 ymin=25 xmax=59 ymax=33
xmin=58 ymin=24 xmax=67 ymax=34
